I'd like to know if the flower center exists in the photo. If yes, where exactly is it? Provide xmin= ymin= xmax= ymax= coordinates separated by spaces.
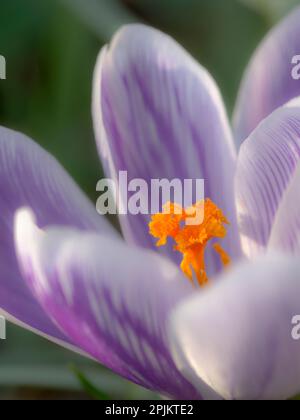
xmin=148 ymin=199 xmax=230 ymax=286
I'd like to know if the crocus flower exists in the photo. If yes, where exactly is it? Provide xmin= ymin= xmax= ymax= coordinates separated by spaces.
xmin=1 ymin=6 xmax=300 ymax=400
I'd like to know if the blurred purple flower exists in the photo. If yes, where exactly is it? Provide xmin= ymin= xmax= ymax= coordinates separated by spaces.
xmin=1 ymin=6 xmax=300 ymax=400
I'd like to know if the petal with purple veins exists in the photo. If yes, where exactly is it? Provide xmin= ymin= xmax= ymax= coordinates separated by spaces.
xmin=0 ymin=126 xmax=115 ymax=342
xmin=169 ymin=254 xmax=300 ymax=400
xmin=93 ymin=24 xmax=241 ymax=273
xmin=234 ymin=6 xmax=300 ymax=145
xmin=269 ymin=163 xmax=300 ymax=254
xmin=235 ymin=104 xmax=300 ymax=258
xmin=14 ymin=208 xmax=200 ymax=399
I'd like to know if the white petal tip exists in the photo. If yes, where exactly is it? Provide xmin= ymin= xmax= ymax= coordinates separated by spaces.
xmin=284 ymin=96 xmax=300 ymax=109
xmin=14 ymin=207 xmax=40 ymax=261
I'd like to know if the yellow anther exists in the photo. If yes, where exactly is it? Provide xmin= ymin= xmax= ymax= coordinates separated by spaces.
xmin=149 ymin=199 xmax=230 ymax=286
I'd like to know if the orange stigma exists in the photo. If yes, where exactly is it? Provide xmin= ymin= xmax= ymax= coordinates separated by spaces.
xmin=149 ymin=199 xmax=230 ymax=286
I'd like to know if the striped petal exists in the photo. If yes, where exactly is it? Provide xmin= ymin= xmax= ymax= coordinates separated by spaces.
xmin=269 ymin=163 xmax=300 ymax=253
xmin=93 ymin=24 xmax=241 ymax=273
xmin=169 ymin=254 xmax=300 ymax=400
xmin=235 ymin=104 xmax=300 ymax=258
xmin=14 ymin=208 xmax=200 ymax=399
xmin=0 ymin=126 xmax=114 ymax=342
xmin=234 ymin=5 xmax=300 ymax=145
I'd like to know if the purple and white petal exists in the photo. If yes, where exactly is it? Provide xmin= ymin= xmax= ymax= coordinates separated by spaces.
xmin=0 ymin=306 xmax=91 ymax=360
xmin=14 ymin=208 xmax=200 ymax=399
xmin=235 ymin=104 xmax=300 ymax=258
xmin=169 ymin=254 xmax=300 ymax=400
xmin=93 ymin=24 xmax=241 ymax=273
xmin=234 ymin=5 xmax=300 ymax=145
xmin=0 ymin=126 xmax=115 ymax=341
xmin=269 ymin=163 xmax=300 ymax=254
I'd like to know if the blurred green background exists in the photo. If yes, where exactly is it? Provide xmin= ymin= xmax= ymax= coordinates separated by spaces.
xmin=0 ymin=0 xmax=299 ymax=400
